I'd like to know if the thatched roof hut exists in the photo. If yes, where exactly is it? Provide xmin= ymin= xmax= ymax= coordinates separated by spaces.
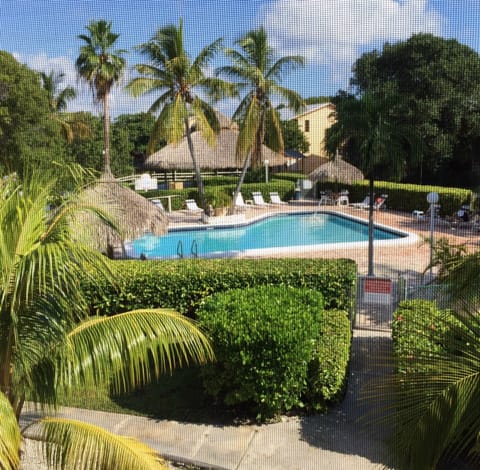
xmin=77 ymin=175 xmax=168 ymax=255
xmin=143 ymin=112 xmax=287 ymax=170
xmin=308 ymin=157 xmax=364 ymax=185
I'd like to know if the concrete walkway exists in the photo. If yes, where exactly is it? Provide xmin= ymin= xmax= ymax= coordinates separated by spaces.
xmin=20 ymin=299 xmax=394 ymax=470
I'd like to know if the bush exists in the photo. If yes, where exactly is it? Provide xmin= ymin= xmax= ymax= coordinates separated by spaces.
xmin=81 ymin=258 xmax=357 ymax=318
xmin=304 ymin=309 xmax=352 ymax=411
xmin=197 ymin=286 xmax=323 ymax=420
xmin=392 ymin=300 xmax=462 ymax=374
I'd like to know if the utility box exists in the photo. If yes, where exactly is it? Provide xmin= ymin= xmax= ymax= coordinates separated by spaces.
xmin=168 ymin=181 xmax=184 ymax=190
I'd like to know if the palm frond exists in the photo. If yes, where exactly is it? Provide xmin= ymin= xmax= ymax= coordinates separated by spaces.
xmin=58 ymin=309 xmax=214 ymax=394
xmin=192 ymin=37 xmax=223 ymax=71
xmin=0 ymin=392 xmax=21 ymax=470
xmin=266 ymin=55 xmax=305 ymax=81
xmin=235 ymin=97 xmax=261 ymax=163
xmin=28 ymin=417 xmax=167 ymax=469
xmin=191 ymin=99 xmax=217 ymax=147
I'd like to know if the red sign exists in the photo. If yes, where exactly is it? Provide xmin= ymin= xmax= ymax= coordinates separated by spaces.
xmin=364 ymin=278 xmax=392 ymax=294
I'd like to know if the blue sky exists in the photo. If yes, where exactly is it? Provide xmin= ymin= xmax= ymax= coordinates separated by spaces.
xmin=1 ymin=0 xmax=479 ymax=118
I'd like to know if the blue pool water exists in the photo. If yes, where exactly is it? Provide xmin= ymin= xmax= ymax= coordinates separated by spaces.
xmin=128 ymin=212 xmax=406 ymax=259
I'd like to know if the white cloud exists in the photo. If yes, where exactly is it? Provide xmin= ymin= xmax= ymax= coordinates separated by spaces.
xmin=13 ymin=52 xmax=153 ymax=118
xmin=262 ymin=0 xmax=443 ymax=89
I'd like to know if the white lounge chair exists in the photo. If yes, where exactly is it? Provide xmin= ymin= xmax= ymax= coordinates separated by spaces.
xmin=350 ymin=196 xmax=370 ymax=209
xmin=233 ymin=192 xmax=253 ymax=210
xmin=269 ymin=192 xmax=287 ymax=205
xmin=252 ymin=191 xmax=270 ymax=206
xmin=150 ymin=198 xmax=165 ymax=211
xmin=185 ymin=199 xmax=203 ymax=212
xmin=318 ymin=193 xmax=334 ymax=206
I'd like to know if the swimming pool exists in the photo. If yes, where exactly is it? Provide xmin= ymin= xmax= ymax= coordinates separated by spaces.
xmin=127 ymin=211 xmax=415 ymax=260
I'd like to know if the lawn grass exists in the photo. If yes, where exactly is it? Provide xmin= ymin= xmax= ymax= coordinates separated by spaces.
xmin=57 ymin=366 xmax=243 ymax=425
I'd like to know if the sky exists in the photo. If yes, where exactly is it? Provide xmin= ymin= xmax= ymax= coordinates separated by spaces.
xmin=1 ymin=0 xmax=480 ymax=119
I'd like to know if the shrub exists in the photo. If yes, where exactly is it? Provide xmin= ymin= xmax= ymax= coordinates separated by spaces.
xmin=197 ymin=286 xmax=324 ymax=420
xmin=81 ymin=258 xmax=357 ymax=318
xmin=304 ymin=309 xmax=352 ymax=411
xmin=392 ymin=300 xmax=462 ymax=374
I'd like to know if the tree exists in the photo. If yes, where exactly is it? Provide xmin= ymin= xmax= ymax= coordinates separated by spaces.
xmin=278 ymin=119 xmax=309 ymax=155
xmin=325 ymin=92 xmax=421 ymax=276
xmin=351 ymin=33 xmax=480 ymax=186
xmin=216 ymin=27 xmax=304 ymax=210
xmin=111 ymin=113 xmax=161 ymax=175
xmin=0 ymin=167 xmax=213 ymax=469
xmin=0 ymin=52 xmax=67 ymax=177
xmin=39 ymin=70 xmax=91 ymax=143
xmin=76 ymin=19 xmax=127 ymax=176
xmin=127 ymin=19 xmax=234 ymax=209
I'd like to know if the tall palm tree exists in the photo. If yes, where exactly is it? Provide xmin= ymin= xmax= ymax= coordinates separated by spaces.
xmin=0 ymin=168 xmax=213 ymax=469
xmin=76 ymin=20 xmax=127 ymax=176
xmin=325 ymin=92 xmax=421 ymax=276
xmin=127 ymin=19 xmax=235 ymax=209
xmin=40 ymin=70 xmax=91 ymax=143
xmin=216 ymin=27 xmax=305 ymax=210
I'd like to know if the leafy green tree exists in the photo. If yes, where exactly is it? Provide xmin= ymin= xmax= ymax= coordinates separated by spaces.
xmin=0 ymin=51 xmax=67 ymax=177
xmin=325 ymin=92 xmax=421 ymax=276
xmin=216 ymin=27 xmax=304 ymax=210
xmin=0 ymin=168 xmax=213 ymax=469
xmin=351 ymin=33 xmax=480 ymax=186
xmin=280 ymin=119 xmax=309 ymax=154
xmin=76 ymin=20 xmax=127 ymax=176
xmin=111 ymin=113 xmax=161 ymax=176
xmin=39 ymin=70 xmax=91 ymax=143
xmin=127 ymin=19 xmax=234 ymax=209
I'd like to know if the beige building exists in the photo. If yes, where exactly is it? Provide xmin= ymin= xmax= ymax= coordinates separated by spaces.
xmin=294 ymin=103 xmax=336 ymax=157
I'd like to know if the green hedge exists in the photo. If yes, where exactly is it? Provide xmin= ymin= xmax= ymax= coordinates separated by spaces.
xmin=197 ymin=286 xmax=323 ymax=420
xmin=304 ymin=309 xmax=352 ymax=411
xmin=392 ymin=300 xmax=462 ymax=374
xmin=82 ymin=258 xmax=357 ymax=318
xmin=316 ymin=180 xmax=473 ymax=216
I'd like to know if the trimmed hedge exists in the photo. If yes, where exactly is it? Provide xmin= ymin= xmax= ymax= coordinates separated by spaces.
xmin=304 ymin=309 xmax=352 ymax=411
xmin=82 ymin=258 xmax=357 ymax=318
xmin=197 ymin=286 xmax=323 ymax=420
xmin=392 ymin=300 xmax=462 ymax=374
xmin=316 ymin=180 xmax=473 ymax=216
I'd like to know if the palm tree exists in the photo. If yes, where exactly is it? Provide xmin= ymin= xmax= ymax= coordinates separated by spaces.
xmin=325 ymin=92 xmax=421 ymax=276
xmin=127 ymin=19 xmax=235 ymax=209
xmin=76 ymin=20 xmax=127 ymax=176
xmin=216 ymin=27 xmax=305 ymax=210
xmin=40 ymin=70 xmax=91 ymax=143
xmin=0 ymin=168 xmax=213 ymax=469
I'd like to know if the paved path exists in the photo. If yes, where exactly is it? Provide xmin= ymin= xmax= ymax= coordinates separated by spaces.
xmin=20 ymin=300 xmax=393 ymax=470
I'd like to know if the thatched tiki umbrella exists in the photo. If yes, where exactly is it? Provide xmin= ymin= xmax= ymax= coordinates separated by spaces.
xmin=143 ymin=115 xmax=287 ymax=171
xmin=77 ymin=174 xmax=168 ymax=257
xmin=308 ymin=155 xmax=364 ymax=196
xmin=308 ymin=156 xmax=364 ymax=185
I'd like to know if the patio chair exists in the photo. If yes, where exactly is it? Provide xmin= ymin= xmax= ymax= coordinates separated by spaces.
xmin=233 ymin=192 xmax=253 ymax=210
xmin=350 ymin=196 xmax=370 ymax=209
xmin=269 ymin=192 xmax=288 ymax=205
xmin=149 ymin=198 xmax=165 ymax=211
xmin=318 ymin=191 xmax=334 ymax=206
xmin=252 ymin=191 xmax=270 ymax=207
xmin=185 ymin=199 xmax=203 ymax=213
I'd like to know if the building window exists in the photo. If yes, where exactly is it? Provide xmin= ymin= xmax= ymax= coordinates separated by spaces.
xmin=304 ymin=119 xmax=310 ymax=132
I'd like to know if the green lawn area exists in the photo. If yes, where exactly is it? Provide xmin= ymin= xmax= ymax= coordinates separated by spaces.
xmin=57 ymin=366 xmax=246 ymax=425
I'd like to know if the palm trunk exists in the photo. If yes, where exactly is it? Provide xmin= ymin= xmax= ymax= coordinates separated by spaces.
xmin=368 ymin=177 xmax=375 ymax=277
xmin=103 ymin=92 xmax=112 ymax=177
xmin=252 ymin=112 xmax=265 ymax=169
xmin=185 ymin=118 xmax=205 ymax=210
xmin=230 ymin=152 xmax=251 ymax=214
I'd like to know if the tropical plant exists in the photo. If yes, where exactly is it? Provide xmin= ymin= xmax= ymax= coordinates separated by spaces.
xmin=367 ymin=297 xmax=480 ymax=469
xmin=0 ymin=168 xmax=213 ymax=469
xmin=76 ymin=19 xmax=127 ymax=176
xmin=127 ymin=19 xmax=235 ymax=209
xmin=325 ymin=91 xmax=422 ymax=276
xmin=39 ymin=70 xmax=91 ymax=143
xmin=216 ymin=27 xmax=305 ymax=210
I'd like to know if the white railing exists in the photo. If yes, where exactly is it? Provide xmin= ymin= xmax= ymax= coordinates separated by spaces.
xmin=117 ymin=170 xmax=242 ymax=185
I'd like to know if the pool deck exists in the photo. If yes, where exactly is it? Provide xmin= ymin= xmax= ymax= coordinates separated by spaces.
xmin=166 ymin=200 xmax=480 ymax=285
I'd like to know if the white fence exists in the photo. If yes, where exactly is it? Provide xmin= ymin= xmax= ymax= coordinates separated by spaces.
xmin=117 ymin=170 xmax=242 ymax=186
